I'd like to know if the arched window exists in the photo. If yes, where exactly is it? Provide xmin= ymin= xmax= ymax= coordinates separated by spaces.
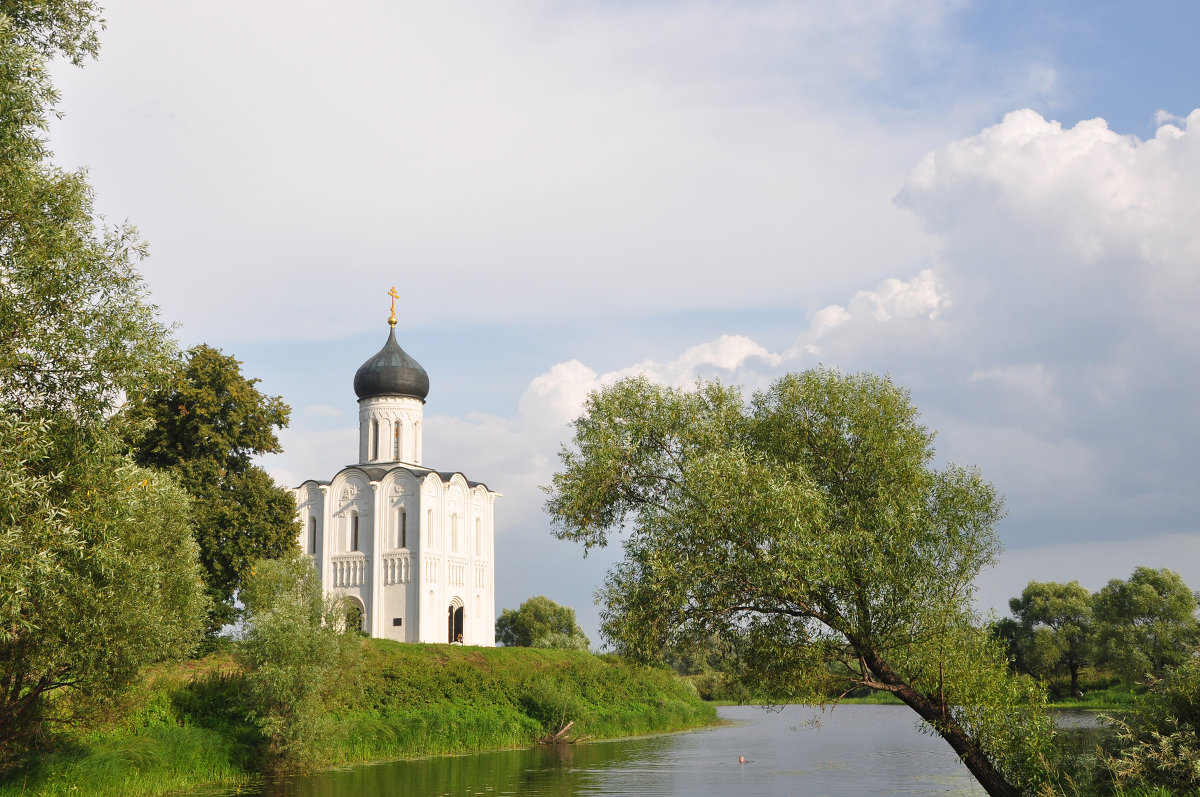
xmin=309 ymin=516 xmax=317 ymax=553
xmin=414 ymin=421 xmax=421 ymax=462
xmin=451 ymin=514 xmax=459 ymax=553
xmin=351 ymin=512 xmax=359 ymax=552
xmin=426 ymin=509 xmax=433 ymax=547
xmin=371 ymin=420 xmax=379 ymax=460
xmin=393 ymin=421 xmax=401 ymax=460
xmin=474 ymin=518 xmax=481 ymax=556
xmin=398 ymin=508 xmax=407 ymax=548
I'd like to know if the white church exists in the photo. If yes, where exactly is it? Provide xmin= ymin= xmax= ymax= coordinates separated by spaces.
xmin=293 ymin=293 xmax=499 ymax=645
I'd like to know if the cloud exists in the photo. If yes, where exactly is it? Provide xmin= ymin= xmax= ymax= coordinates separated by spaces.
xmin=49 ymin=2 xmax=1057 ymax=346
xmin=304 ymin=404 xmax=341 ymax=418
xmin=893 ymin=108 xmax=1200 ymax=551
xmin=796 ymin=269 xmax=950 ymax=357
xmin=897 ymin=109 xmax=1200 ymax=346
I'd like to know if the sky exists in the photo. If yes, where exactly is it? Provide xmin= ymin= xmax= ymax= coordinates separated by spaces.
xmin=47 ymin=1 xmax=1200 ymax=646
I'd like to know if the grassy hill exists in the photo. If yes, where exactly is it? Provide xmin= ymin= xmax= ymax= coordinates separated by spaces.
xmin=2 ymin=641 xmax=715 ymax=797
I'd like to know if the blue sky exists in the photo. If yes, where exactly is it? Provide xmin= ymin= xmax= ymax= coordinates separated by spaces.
xmin=49 ymin=1 xmax=1200 ymax=644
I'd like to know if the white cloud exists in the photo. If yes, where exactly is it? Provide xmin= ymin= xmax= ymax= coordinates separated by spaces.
xmin=46 ymin=2 xmax=1008 ymax=346
xmin=897 ymin=109 xmax=1200 ymax=344
xmin=797 ymin=269 xmax=949 ymax=356
xmin=304 ymin=404 xmax=341 ymax=418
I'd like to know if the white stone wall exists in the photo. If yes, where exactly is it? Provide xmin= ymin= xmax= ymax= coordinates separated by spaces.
xmin=294 ymin=465 xmax=498 ymax=646
xmin=358 ymin=396 xmax=424 ymax=465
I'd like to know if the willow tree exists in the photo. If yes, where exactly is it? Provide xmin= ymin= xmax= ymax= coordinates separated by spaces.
xmin=546 ymin=370 xmax=1052 ymax=797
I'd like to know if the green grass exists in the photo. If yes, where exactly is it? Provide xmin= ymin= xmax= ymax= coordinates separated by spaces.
xmin=0 ymin=643 xmax=715 ymax=797
xmin=1046 ymin=685 xmax=1137 ymax=710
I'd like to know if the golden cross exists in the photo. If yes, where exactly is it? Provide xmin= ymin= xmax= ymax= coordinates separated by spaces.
xmin=387 ymin=286 xmax=399 ymax=327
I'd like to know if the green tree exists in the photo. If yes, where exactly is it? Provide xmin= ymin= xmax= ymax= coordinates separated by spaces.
xmin=1093 ymin=567 xmax=1199 ymax=686
xmin=0 ymin=5 xmax=172 ymax=424
xmin=546 ymin=371 xmax=1053 ymax=797
xmin=238 ymin=552 xmax=360 ymax=771
xmin=1007 ymin=580 xmax=1093 ymax=697
xmin=0 ymin=415 xmax=209 ymax=768
xmin=0 ymin=1 xmax=208 ymax=769
xmin=496 ymin=596 xmax=591 ymax=650
xmin=124 ymin=345 xmax=300 ymax=631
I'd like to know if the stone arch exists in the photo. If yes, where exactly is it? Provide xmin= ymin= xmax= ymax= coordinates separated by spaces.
xmin=447 ymin=596 xmax=465 ymax=644
xmin=345 ymin=595 xmax=367 ymax=633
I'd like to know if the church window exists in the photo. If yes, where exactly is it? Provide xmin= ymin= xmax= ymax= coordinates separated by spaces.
xmin=309 ymin=516 xmax=317 ymax=553
xmin=414 ymin=421 xmax=421 ymax=462
xmin=394 ymin=421 xmax=401 ymax=460
xmin=371 ymin=420 xmax=379 ymax=460
xmin=475 ymin=518 xmax=481 ymax=556
xmin=451 ymin=514 xmax=459 ymax=553
xmin=426 ymin=509 xmax=433 ymax=547
xmin=351 ymin=512 xmax=359 ymax=552
xmin=398 ymin=508 xmax=407 ymax=548
xmin=475 ymin=595 xmax=481 ymax=619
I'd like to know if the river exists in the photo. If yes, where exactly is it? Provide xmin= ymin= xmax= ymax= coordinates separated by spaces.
xmin=193 ymin=703 xmax=1070 ymax=796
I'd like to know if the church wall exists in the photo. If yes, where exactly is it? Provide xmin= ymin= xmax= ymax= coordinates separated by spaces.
xmin=325 ymin=471 xmax=373 ymax=631
xmin=377 ymin=469 xmax=419 ymax=641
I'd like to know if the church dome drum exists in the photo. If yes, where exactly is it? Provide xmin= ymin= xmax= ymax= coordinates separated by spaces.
xmin=353 ymin=328 xmax=430 ymax=401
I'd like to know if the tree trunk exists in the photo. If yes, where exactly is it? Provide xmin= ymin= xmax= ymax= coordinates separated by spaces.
xmin=1069 ymin=663 xmax=1080 ymax=697
xmin=863 ymin=652 xmax=1022 ymax=797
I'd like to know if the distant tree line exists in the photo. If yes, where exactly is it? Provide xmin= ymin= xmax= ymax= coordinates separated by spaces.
xmin=993 ymin=567 xmax=1200 ymax=697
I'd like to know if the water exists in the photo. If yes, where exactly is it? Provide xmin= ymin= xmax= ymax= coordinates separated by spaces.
xmin=199 ymin=705 xmax=1005 ymax=797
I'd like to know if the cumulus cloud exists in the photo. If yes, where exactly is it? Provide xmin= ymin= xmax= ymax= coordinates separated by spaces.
xmin=795 ymin=269 xmax=949 ymax=357
xmin=898 ymin=109 xmax=1200 ymax=344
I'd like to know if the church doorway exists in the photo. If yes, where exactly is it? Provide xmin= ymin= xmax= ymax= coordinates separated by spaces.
xmin=346 ymin=598 xmax=366 ymax=634
xmin=447 ymin=604 xmax=464 ymax=643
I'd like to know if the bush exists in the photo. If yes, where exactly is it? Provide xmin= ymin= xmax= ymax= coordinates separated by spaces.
xmin=1103 ymin=654 xmax=1200 ymax=791
xmin=237 ymin=553 xmax=361 ymax=771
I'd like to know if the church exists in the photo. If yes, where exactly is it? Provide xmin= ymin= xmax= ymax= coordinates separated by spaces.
xmin=293 ymin=291 xmax=499 ymax=645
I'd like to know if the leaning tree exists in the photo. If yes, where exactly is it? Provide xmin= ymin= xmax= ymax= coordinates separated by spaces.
xmin=546 ymin=370 xmax=1053 ymax=797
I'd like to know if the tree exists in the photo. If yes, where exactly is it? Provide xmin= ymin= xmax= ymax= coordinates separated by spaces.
xmin=0 ymin=5 xmax=172 ymax=424
xmin=124 ymin=345 xmax=300 ymax=631
xmin=238 ymin=551 xmax=360 ymax=771
xmin=0 ymin=2 xmax=208 ymax=769
xmin=1007 ymin=580 xmax=1094 ymax=697
xmin=546 ymin=371 xmax=1053 ymax=797
xmin=1093 ymin=567 xmax=1199 ymax=686
xmin=0 ymin=416 xmax=208 ymax=768
xmin=496 ymin=596 xmax=591 ymax=650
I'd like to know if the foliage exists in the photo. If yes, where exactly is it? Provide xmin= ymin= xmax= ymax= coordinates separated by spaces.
xmin=546 ymin=370 xmax=1055 ymax=797
xmin=1093 ymin=567 xmax=1200 ymax=687
xmin=236 ymin=552 xmax=360 ymax=772
xmin=125 ymin=345 xmax=299 ymax=631
xmin=496 ymin=595 xmax=590 ymax=651
xmin=1008 ymin=580 xmax=1094 ymax=696
xmin=0 ymin=415 xmax=209 ymax=769
xmin=0 ymin=6 xmax=173 ymax=424
xmin=1104 ymin=653 xmax=1200 ymax=791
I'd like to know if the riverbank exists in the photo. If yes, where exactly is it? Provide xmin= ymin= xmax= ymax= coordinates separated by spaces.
xmin=0 ymin=641 xmax=716 ymax=797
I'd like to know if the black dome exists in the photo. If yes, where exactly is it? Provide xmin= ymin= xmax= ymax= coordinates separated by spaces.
xmin=353 ymin=328 xmax=429 ymax=401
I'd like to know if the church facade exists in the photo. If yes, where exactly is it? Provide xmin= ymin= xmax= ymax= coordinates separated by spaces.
xmin=293 ymin=301 xmax=499 ymax=645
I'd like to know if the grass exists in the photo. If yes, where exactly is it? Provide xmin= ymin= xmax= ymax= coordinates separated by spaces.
xmin=0 ymin=643 xmax=715 ymax=797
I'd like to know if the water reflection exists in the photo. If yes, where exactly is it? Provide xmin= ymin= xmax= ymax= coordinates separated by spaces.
xmin=199 ymin=705 xmax=1012 ymax=797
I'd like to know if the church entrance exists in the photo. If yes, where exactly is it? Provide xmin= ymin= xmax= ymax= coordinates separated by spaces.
xmin=447 ymin=604 xmax=464 ymax=643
